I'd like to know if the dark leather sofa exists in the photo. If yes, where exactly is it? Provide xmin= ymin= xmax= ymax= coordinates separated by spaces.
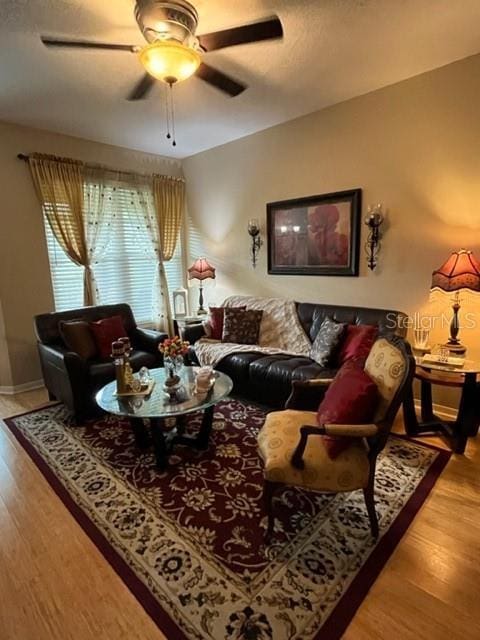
xmin=34 ymin=303 xmax=167 ymax=421
xmin=183 ymin=302 xmax=407 ymax=408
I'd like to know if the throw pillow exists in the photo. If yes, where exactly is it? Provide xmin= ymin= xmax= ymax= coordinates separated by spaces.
xmin=205 ymin=306 xmax=246 ymax=340
xmin=317 ymin=359 xmax=379 ymax=459
xmin=89 ymin=315 xmax=128 ymax=359
xmin=222 ymin=308 xmax=263 ymax=345
xmin=337 ymin=324 xmax=378 ymax=366
xmin=310 ymin=317 xmax=346 ymax=366
xmin=59 ymin=320 xmax=97 ymax=360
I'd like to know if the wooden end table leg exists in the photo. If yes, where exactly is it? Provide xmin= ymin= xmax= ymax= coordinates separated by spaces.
xmin=402 ymin=379 xmax=419 ymax=436
xmin=150 ymin=418 xmax=169 ymax=470
xmin=454 ymin=373 xmax=477 ymax=454
xmin=129 ymin=417 xmax=150 ymax=449
xmin=420 ymin=379 xmax=434 ymax=422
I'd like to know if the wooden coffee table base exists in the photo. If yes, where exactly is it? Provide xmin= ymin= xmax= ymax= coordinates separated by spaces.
xmin=130 ymin=405 xmax=215 ymax=470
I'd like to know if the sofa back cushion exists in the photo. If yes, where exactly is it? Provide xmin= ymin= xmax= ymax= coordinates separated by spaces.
xmin=59 ymin=320 xmax=98 ymax=360
xmin=34 ymin=303 xmax=136 ymax=345
xmin=222 ymin=308 xmax=263 ymax=345
xmin=90 ymin=315 xmax=128 ymax=359
xmin=296 ymin=302 xmax=407 ymax=342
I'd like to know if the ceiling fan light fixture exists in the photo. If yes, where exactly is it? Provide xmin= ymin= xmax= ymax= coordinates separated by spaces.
xmin=140 ymin=40 xmax=201 ymax=83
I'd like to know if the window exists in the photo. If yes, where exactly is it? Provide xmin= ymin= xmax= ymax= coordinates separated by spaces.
xmin=44 ymin=176 xmax=185 ymax=326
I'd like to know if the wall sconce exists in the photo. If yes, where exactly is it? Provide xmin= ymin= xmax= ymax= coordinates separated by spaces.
xmin=364 ymin=204 xmax=385 ymax=270
xmin=248 ymin=218 xmax=263 ymax=268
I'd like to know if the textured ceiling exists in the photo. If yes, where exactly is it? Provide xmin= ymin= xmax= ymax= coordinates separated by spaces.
xmin=1 ymin=0 xmax=480 ymax=159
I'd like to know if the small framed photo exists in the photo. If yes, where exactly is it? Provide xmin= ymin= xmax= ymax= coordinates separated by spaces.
xmin=267 ymin=188 xmax=362 ymax=276
xmin=173 ymin=288 xmax=189 ymax=318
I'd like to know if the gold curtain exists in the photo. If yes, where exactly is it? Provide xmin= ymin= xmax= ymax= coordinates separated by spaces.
xmin=28 ymin=154 xmax=94 ymax=306
xmin=152 ymin=175 xmax=186 ymax=335
xmin=153 ymin=175 xmax=185 ymax=261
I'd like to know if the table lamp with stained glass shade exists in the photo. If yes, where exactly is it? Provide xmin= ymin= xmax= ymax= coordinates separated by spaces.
xmin=431 ymin=249 xmax=480 ymax=354
xmin=187 ymin=257 xmax=216 ymax=315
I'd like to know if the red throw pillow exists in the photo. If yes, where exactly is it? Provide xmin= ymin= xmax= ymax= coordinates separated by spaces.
xmin=206 ymin=306 xmax=246 ymax=340
xmin=90 ymin=315 xmax=128 ymax=359
xmin=337 ymin=324 xmax=378 ymax=366
xmin=317 ymin=360 xmax=378 ymax=459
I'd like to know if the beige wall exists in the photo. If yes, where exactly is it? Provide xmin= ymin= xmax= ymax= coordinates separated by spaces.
xmin=0 ymin=121 xmax=181 ymax=389
xmin=183 ymin=54 xmax=480 ymax=375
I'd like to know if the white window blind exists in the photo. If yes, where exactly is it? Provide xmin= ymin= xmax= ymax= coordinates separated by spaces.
xmin=44 ymin=176 xmax=185 ymax=326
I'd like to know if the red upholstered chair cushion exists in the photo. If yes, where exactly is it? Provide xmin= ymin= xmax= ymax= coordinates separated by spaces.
xmin=317 ymin=360 xmax=379 ymax=459
xmin=89 ymin=315 xmax=128 ymax=359
xmin=336 ymin=324 xmax=378 ymax=366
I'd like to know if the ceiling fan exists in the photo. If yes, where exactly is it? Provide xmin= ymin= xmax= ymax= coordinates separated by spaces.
xmin=40 ymin=0 xmax=283 ymax=101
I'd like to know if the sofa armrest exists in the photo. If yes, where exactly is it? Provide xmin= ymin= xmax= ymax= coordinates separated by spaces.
xmin=131 ymin=327 xmax=167 ymax=354
xmin=37 ymin=343 xmax=89 ymax=417
xmin=181 ymin=322 xmax=206 ymax=344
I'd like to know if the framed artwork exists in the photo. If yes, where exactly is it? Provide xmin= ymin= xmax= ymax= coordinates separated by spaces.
xmin=267 ymin=189 xmax=362 ymax=276
xmin=172 ymin=288 xmax=189 ymax=318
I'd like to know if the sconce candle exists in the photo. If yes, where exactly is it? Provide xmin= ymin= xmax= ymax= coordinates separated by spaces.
xmin=248 ymin=218 xmax=263 ymax=268
xmin=364 ymin=204 xmax=384 ymax=270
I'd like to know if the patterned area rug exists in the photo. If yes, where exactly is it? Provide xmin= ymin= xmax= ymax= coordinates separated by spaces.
xmin=4 ymin=400 xmax=449 ymax=640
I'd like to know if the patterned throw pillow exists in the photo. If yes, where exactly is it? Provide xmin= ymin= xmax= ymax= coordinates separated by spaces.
xmin=204 ymin=306 xmax=246 ymax=340
xmin=222 ymin=308 xmax=263 ymax=345
xmin=310 ymin=317 xmax=346 ymax=366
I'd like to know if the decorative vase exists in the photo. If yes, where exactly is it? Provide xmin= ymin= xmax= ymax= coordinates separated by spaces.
xmin=163 ymin=355 xmax=182 ymax=401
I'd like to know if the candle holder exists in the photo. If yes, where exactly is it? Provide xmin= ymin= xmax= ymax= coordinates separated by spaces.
xmin=248 ymin=218 xmax=263 ymax=268
xmin=364 ymin=204 xmax=384 ymax=271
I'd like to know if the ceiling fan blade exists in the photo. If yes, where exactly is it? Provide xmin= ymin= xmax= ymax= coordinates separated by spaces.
xmin=198 ymin=16 xmax=283 ymax=52
xmin=127 ymin=73 xmax=156 ymax=101
xmin=41 ymin=37 xmax=138 ymax=52
xmin=195 ymin=63 xmax=246 ymax=97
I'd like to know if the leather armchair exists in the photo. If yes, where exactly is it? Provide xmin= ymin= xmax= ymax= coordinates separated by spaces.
xmin=34 ymin=303 xmax=167 ymax=422
xmin=257 ymin=335 xmax=414 ymax=540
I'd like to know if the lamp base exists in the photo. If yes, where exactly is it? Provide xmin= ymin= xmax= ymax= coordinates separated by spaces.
xmin=197 ymin=307 xmax=207 ymax=316
xmin=443 ymin=341 xmax=466 ymax=355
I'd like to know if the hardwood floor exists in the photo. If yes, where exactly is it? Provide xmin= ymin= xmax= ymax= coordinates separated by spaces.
xmin=0 ymin=389 xmax=479 ymax=640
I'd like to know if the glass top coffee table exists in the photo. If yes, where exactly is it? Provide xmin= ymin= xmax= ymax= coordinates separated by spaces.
xmin=96 ymin=367 xmax=233 ymax=469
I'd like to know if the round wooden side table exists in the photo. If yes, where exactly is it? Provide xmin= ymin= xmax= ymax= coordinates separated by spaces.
xmin=402 ymin=357 xmax=480 ymax=454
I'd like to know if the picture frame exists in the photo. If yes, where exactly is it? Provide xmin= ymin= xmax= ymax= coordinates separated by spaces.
xmin=172 ymin=287 xmax=189 ymax=318
xmin=267 ymin=188 xmax=362 ymax=276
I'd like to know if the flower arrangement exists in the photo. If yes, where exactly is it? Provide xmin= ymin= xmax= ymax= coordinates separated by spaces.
xmin=159 ymin=335 xmax=190 ymax=358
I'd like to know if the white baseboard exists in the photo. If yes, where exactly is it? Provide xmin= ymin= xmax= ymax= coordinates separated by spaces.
xmin=0 ymin=380 xmax=45 ymax=395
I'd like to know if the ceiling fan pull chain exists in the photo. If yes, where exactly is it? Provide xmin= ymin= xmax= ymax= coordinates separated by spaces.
xmin=164 ymin=84 xmax=171 ymax=140
xmin=169 ymin=83 xmax=177 ymax=147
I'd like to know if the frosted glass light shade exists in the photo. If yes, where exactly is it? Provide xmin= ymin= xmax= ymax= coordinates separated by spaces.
xmin=140 ymin=40 xmax=201 ymax=84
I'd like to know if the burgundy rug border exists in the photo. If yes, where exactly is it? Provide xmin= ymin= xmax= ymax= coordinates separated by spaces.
xmin=2 ymin=412 xmax=188 ymax=640
xmin=2 ymin=406 xmax=451 ymax=640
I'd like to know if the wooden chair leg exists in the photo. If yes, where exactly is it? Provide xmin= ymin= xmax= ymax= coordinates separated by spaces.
xmin=363 ymin=475 xmax=379 ymax=539
xmin=263 ymin=480 xmax=281 ymax=543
